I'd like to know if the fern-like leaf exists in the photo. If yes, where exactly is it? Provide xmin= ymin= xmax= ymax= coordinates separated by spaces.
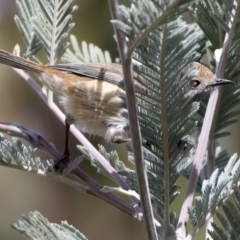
xmin=12 ymin=211 xmax=88 ymax=240
xmin=14 ymin=0 xmax=42 ymax=59
xmin=209 ymin=190 xmax=240 ymax=240
xmin=188 ymin=154 xmax=240 ymax=237
xmin=62 ymin=35 xmax=112 ymax=63
xmin=32 ymin=0 xmax=78 ymax=62
xmin=122 ymin=17 xmax=204 ymax=216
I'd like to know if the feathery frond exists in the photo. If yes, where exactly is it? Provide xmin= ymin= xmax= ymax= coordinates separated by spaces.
xmin=0 ymin=133 xmax=90 ymax=194
xmin=33 ymin=0 xmax=78 ymax=62
xmin=12 ymin=211 xmax=88 ymax=240
xmin=0 ymin=133 xmax=49 ymax=173
xmin=113 ymin=0 xmax=196 ymax=42
xmin=15 ymin=0 xmax=77 ymax=62
xmin=188 ymin=154 xmax=240 ymax=237
xmin=62 ymin=35 xmax=112 ymax=63
xmin=123 ymin=18 xmax=204 ymax=216
xmin=208 ymin=190 xmax=240 ymax=240
xmin=14 ymin=0 xmax=42 ymax=59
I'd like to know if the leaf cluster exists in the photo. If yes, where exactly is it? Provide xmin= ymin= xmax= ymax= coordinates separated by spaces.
xmin=15 ymin=0 xmax=77 ymax=62
xmin=12 ymin=211 xmax=88 ymax=240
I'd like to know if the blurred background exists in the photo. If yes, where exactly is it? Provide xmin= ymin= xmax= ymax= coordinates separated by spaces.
xmin=0 ymin=1 xmax=239 ymax=239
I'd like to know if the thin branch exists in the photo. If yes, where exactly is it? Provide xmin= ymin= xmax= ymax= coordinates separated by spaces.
xmin=176 ymin=1 xmax=240 ymax=237
xmin=123 ymin=60 xmax=159 ymax=240
xmin=108 ymin=0 xmax=158 ymax=239
xmin=205 ymin=2 xmax=240 ymax=235
xmin=3 ymin=160 xmax=91 ymax=194
xmin=160 ymin=25 xmax=170 ymax=230
xmin=208 ymin=0 xmax=240 ymax=156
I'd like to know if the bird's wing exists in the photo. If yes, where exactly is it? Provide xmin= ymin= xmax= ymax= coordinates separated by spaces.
xmin=49 ymin=63 xmax=123 ymax=85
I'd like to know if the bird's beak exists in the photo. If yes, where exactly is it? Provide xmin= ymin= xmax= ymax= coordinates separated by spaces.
xmin=210 ymin=78 xmax=233 ymax=87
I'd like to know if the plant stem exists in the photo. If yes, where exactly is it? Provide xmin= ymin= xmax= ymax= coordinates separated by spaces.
xmin=47 ymin=0 xmax=59 ymax=105
xmin=108 ymin=0 xmax=158 ymax=239
xmin=160 ymin=25 xmax=170 ymax=230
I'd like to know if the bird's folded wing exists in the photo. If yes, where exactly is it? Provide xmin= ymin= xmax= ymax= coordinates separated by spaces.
xmin=49 ymin=63 xmax=123 ymax=85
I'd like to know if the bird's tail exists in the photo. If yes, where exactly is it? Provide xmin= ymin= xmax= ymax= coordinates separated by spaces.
xmin=0 ymin=49 xmax=45 ymax=73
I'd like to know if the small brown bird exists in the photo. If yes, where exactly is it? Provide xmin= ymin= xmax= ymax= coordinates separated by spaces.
xmin=0 ymin=50 xmax=232 ymax=145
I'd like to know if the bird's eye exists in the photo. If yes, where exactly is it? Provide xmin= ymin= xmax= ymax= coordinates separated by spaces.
xmin=190 ymin=79 xmax=200 ymax=88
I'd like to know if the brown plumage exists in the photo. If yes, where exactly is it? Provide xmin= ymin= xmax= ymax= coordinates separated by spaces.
xmin=0 ymin=50 xmax=232 ymax=143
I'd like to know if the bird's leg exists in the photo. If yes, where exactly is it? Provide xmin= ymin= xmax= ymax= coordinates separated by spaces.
xmin=54 ymin=115 xmax=74 ymax=168
xmin=63 ymin=117 xmax=71 ymax=157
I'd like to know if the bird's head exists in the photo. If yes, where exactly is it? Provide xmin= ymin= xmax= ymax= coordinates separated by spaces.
xmin=187 ymin=63 xmax=232 ymax=100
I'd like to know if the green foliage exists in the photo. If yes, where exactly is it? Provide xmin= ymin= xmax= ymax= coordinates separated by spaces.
xmin=119 ymin=18 xmax=204 ymax=217
xmin=14 ymin=0 xmax=42 ymax=60
xmin=113 ymin=0 xmax=195 ymax=40
xmin=12 ymin=211 xmax=88 ymax=240
xmin=189 ymin=146 xmax=231 ymax=193
xmin=208 ymin=190 xmax=240 ymax=240
xmin=0 ymin=133 xmax=49 ymax=173
xmin=14 ymin=0 xmax=77 ymax=62
xmin=0 ymin=132 xmax=85 ymax=181
xmin=188 ymin=154 xmax=240 ymax=227
xmin=34 ymin=0 xmax=77 ymax=62
xmin=62 ymin=35 xmax=112 ymax=63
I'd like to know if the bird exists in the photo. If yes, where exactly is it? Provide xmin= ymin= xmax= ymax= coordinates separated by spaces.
xmin=0 ymin=49 xmax=232 ymax=147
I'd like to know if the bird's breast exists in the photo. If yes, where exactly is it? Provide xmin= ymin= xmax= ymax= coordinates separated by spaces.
xmin=59 ymin=78 xmax=129 ymax=140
